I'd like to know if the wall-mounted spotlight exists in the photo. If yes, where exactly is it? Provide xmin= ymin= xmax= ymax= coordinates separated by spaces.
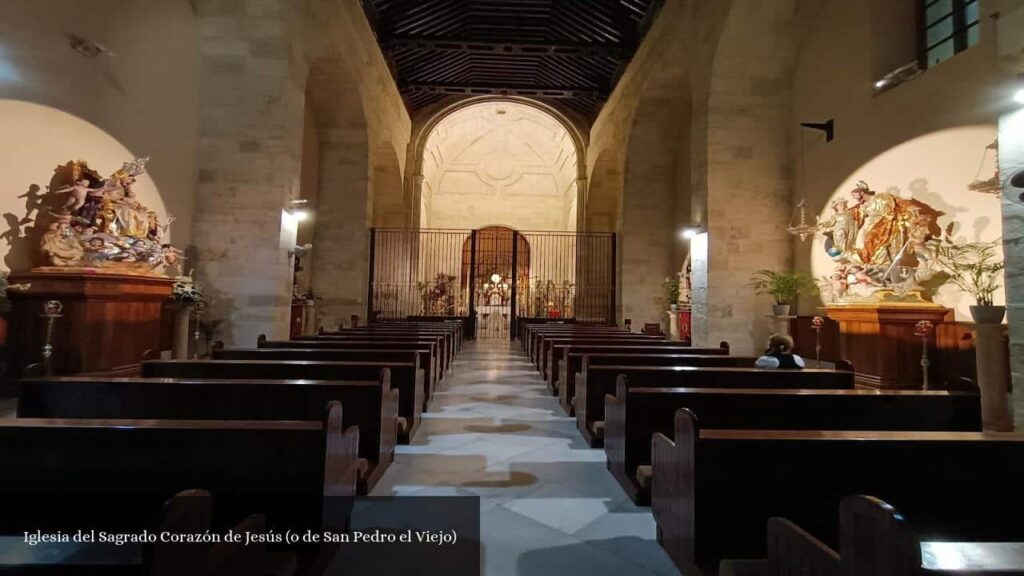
xmin=1014 ymin=87 xmax=1024 ymax=106
xmin=287 ymin=198 xmax=311 ymax=222
xmin=680 ymin=227 xmax=703 ymax=240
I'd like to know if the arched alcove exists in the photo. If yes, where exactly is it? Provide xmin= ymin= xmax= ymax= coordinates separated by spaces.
xmin=305 ymin=57 xmax=372 ymax=330
xmin=415 ymin=99 xmax=583 ymax=232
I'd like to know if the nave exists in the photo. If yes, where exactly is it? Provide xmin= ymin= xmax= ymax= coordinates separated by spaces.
xmin=372 ymin=340 xmax=679 ymax=576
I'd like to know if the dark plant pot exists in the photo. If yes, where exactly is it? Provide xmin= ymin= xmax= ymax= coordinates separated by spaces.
xmin=772 ymin=304 xmax=791 ymax=317
xmin=970 ymin=305 xmax=1005 ymax=324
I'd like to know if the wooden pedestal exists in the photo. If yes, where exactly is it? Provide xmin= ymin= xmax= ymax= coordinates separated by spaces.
xmin=6 ymin=271 xmax=173 ymax=377
xmin=825 ymin=304 xmax=953 ymax=389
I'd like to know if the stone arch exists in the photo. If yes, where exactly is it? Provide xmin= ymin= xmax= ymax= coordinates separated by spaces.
xmin=584 ymin=148 xmax=624 ymax=233
xmin=304 ymin=56 xmax=372 ymax=331
xmin=371 ymin=142 xmax=407 ymax=227
xmin=415 ymin=99 xmax=582 ymax=232
xmin=407 ymin=96 xmax=589 ymax=229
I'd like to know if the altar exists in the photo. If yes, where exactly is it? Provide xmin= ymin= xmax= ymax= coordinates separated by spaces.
xmin=477 ymin=304 xmax=510 ymax=338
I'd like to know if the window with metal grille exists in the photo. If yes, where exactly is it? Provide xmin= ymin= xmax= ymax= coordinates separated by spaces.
xmin=920 ymin=0 xmax=980 ymax=67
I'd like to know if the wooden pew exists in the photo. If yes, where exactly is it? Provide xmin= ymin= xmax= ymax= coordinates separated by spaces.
xmin=0 ymin=488 xmax=215 ymax=576
xmin=314 ymin=325 xmax=456 ymax=362
xmin=537 ymin=335 xmax=665 ymax=380
xmin=723 ymin=495 xmax=1024 ymax=576
xmin=216 ymin=345 xmax=435 ymax=412
xmin=558 ymin=345 xmax=734 ymax=413
xmin=605 ymin=379 xmax=981 ymax=504
xmin=523 ymin=324 xmax=626 ymax=362
xmin=0 ymin=403 xmax=357 ymax=574
xmin=18 ymin=375 xmax=398 ymax=494
xmin=650 ymin=409 xmax=1024 ymax=575
xmin=299 ymin=333 xmax=450 ymax=374
xmin=142 ymin=358 xmax=423 ymax=443
xmin=362 ymin=322 xmax=462 ymax=354
xmin=577 ymin=365 xmax=855 ymax=446
xmin=534 ymin=331 xmax=649 ymax=370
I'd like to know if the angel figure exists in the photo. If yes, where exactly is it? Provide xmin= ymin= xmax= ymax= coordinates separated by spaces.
xmin=54 ymin=179 xmax=97 ymax=214
xmin=817 ymin=199 xmax=858 ymax=261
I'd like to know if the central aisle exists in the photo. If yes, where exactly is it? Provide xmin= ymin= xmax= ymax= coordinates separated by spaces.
xmin=371 ymin=339 xmax=679 ymax=576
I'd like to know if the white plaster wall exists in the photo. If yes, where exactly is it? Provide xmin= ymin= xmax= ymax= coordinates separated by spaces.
xmin=0 ymin=0 xmax=199 ymax=255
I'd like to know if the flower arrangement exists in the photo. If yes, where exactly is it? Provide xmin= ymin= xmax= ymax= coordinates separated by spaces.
xmin=418 ymin=273 xmax=457 ymax=314
xmin=172 ymin=270 xmax=205 ymax=305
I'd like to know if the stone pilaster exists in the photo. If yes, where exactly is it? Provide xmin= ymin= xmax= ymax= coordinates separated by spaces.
xmin=192 ymin=0 xmax=303 ymax=346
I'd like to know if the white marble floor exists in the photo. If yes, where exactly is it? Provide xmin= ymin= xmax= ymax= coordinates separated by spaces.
xmin=370 ymin=339 xmax=680 ymax=576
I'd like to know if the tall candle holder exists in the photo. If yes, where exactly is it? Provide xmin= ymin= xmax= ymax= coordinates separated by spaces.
xmin=913 ymin=320 xmax=934 ymax=390
xmin=40 ymin=300 xmax=64 ymax=375
xmin=811 ymin=316 xmax=824 ymax=368
xmin=193 ymin=301 xmax=206 ymax=359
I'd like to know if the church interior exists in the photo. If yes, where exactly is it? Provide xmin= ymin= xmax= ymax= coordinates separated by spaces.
xmin=1 ymin=0 xmax=1024 ymax=574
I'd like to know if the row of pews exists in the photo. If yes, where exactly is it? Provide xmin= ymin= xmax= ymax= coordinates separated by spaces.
xmin=522 ymin=323 xmax=1024 ymax=576
xmin=6 ymin=320 xmax=463 ymax=576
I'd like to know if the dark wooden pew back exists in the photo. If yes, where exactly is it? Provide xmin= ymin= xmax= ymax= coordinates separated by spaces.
xmin=605 ymin=381 xmax=981 ymax=504
xmin=651 ymin=409 xmax=1024 ymax=574
xmin=214 ymin=346 xmax=436 ymax=411
xmin=142 ymin=358 xmax=422 ymax=443
xmin=0 ymin=403 xmax=356 ymax=537
xmin=577 ymin=365 xmax=855 ymax=446
xmin=18 ymin=376 xmax=397 ymax=494
xmin=558 ymin=348 xmax=739 ymax=413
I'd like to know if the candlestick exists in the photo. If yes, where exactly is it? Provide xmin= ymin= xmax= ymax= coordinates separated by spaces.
xmin=913 ymin=320 xmax=934 ymax=390
xmin=811 ymin=316 xmax=824 ymax=368
xmin=40 ymin=300 xmax=64 ymax=375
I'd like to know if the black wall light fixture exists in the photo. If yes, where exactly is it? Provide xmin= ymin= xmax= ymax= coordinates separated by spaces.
xmin=800 ymin=119 xmax=834 ymax=142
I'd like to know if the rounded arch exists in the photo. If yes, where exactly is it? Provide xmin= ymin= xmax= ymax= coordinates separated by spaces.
xmin=409 ymin=96 xmax=589 ymax=183
xmin=371 ymin=141 xmax=407 ymax=227
xmin=415 ymin=99 xmax=582 ymax=232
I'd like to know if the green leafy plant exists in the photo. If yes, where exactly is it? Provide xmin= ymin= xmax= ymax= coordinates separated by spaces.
xmin=748 ymin=270 xmax=819 ymax=305
xmin=931 ymin=236 xmax=1004 ymax=306
xmin=662 ymin=276 xmax=680 ymax=307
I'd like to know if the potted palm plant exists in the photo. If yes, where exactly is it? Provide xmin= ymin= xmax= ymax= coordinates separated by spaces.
xmin=931 ymin=236 xmax=1006 ymax=323
xmin=748 ymin=269 xmax=819 ymax=317
xmin=662 ymin=276 xmax=680 ymax=311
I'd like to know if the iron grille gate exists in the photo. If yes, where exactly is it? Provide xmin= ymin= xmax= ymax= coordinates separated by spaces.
xmin=367 ymin=228 xmax=616 ymax=339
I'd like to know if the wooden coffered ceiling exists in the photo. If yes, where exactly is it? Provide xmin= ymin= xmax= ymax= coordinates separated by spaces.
xmin=360 ymin=0 xmax=664 ymax=120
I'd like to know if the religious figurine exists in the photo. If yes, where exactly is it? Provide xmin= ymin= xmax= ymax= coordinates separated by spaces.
xmin=39 ymin=215 xmax=84 ymax=267
xmin=816 ymin=181 xmax=943 ymax=303
xmin=31 ymin=157 xmax=178 ymax=276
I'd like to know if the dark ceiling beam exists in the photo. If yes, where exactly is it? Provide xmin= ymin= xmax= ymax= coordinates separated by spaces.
xmin=384 ymin=36 xmax=624 ymax=58
xmin=403 ymin=82 xmax=605 ymax=99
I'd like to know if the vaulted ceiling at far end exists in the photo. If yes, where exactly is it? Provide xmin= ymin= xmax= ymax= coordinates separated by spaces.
xmin=360 ymin=0 xmax=665 ymax=121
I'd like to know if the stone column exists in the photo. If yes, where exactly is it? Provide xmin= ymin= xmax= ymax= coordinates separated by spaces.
xmin=192 ymin=0 xmax=303 ymax=346
xmin=974 ymin=323 xmax=1013 ymax=431
xmin=312 ymin=138 xmax=371 ymax=330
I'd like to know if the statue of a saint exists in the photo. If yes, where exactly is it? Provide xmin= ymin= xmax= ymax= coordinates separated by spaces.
xmin=850 ymin=182 xmax=899 ymax=265
xmin=817 ymin=199 xmax=857 ymax=260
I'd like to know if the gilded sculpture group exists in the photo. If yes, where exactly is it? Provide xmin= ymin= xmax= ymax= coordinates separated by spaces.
xmin=817 ymin=181 xmax=941 ymax=303
xmin=38 ymin=158 xmax=181 ymax=275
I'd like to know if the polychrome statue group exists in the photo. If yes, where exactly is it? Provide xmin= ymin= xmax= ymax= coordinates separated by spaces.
xmin=817 ymin=181 xmax=942 ymax=304
xmin=37 ymin=158 xmax=181 ymax=276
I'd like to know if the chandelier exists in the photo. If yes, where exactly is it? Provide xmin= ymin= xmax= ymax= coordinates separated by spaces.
xmin=787 ymin=199 xmax=817 ymax=241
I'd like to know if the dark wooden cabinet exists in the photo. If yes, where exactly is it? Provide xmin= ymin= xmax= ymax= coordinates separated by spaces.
xmin=6 ymin=271 xmax=173 ymax=377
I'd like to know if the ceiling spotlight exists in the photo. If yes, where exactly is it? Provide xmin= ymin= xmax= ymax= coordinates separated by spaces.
xmin=874 ymin=79 xmax=888 ymax=89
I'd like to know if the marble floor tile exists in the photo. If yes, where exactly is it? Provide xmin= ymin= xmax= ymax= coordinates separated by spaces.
xmin=370 ymin=339 xmax=680 ymax=576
